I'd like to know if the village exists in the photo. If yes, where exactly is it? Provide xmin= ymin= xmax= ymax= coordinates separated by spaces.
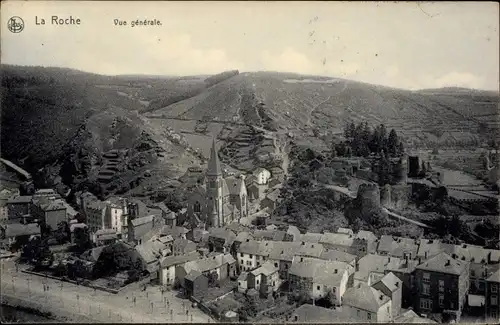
xmin=1 ymin=136 xmax=499 ymax=324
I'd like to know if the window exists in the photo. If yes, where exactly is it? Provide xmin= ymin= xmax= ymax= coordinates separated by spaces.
xmin=439 ymin=295 xmax=444 ymax=307
xmin=491 ymin=295 xmax=498 ymax=306
xmin=274 ymin=263 xmax=278 ymax=267
xmin=240 ymin=253 xmax=244 ymax=257
xmin=491 ymin=311 xmax=497 ymax=320
xmin=257 ymin=262 xmax=261 ymax=266
xmin=423 ymin=273 xmax=430 ymax=283
xmin=294 ymin=316 xmax=298 ymax=321
xmin=194 ymin=201 xmax=201 ymax=213
xmin=317 ymin=285 xmax=320 ymax=290
xmin=492 ymin=284 xmax=498 ymax=293
xmin=332 ymin=287 xmax=336 ymax=293
xmin=273 ymin=281 xmax=275 ymax=286
xmin=471 ymin=270 xmax=476 ymax=277
xmin=439 ymin=280 xmax=445 ymax=292
xmin=249 ymin=254 xmax=253 ymax=258
xmin=246 ymin=261 xmax=251 ymax=266
xmin=387 ymin=307 xmax=390 ymax=314
xmin=256 ymin=280 xmax=260 ymax=285
xmin=367 ymin=313 xmax=371 ymax=320
xmin=357 ymin=310 xmax=360 ymax=317
xmin=422 ymin=284 xmax=430 ymax=295
xmin=240 ymin=260 xmax=243 ymax=264
xmin=420 ymin=299 xmax=432 ymax=310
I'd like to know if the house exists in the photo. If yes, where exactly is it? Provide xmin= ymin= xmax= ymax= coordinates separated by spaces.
xmin=177 ymin=253 xmax=237 ymax=286
xmin=171 ymin=238 xmax=197 ymax=256
xmin=416 ymin=239 xmax=443 ymax=261
xmin=337 ymin=227 xmax=354 ymax=236
xmin=288 ymin=304 xmax=357 ymax=323
xmin=385 ymin=258 xmax=419 ymax=309
xmin=485 ymin=268 xmax=500 ymax=321
xmin=188 ymin=227 xmax=209 ymax=244
xmin=319 ymin=232 xmax=367 ymax=256
xmin=394 ymin=309 xmax=437 ymax=323
xmin=159 ymin=225 xmax=189 ymax=240
xmin=155 ymin=202 xmax=177 ymax=227
xmin=238 ymin=272 xmax=249 ymax=293
xmin=342 ymin=283 xmax=392 ymax=322
xmin=247 ymin=183 xmax=265 ymax=201
xmin=0 ymin=223 xmax=41 ymax=246
xmin=6 ymin=196 xmax=32 ymax=222
xmin=413 ymin=252 xmax=470 ymax=322
xmin=377 ymin=236 xmax=418 ymax=260
xmin=355 ymin=231 xmax=378 ymax=252
xmin=247 ymin=261 xmax=281 ymax=297
xmin=289 ymin=257 xmax=350 ymax=305
xmin=319 ymin=249 xmax=356 ymax=275
xmin=93 ymin=229 xmax=118 ymax=246
xmin=260 ymin=189 xmax=281 ymax=211
xmin=207 ymin=228 xmax=236 ymax=253
xmin=85 ymin=200 xmax=107 ymax=234
xmin=136 ymin=238 xmax=173 ymax=278
xmin=127 ymin=215 xmax=158 ymax=244
xmin=69 ymin=223 xmax=87 ymax=244
xmin=252 ymin=167 xmax=271 ymax=185
xmin=354 ymin=254 xmax=402 ymax=287
xmin=286 ymin=225 xmax=301 ymax=242
xmin=32 ymin=198 xmax=67 ymax=229
xmin=371 ymin=272 xmax=402 ymax=318
xmin=469 ymin=263 xmax=498 ymax=296
xmin=159 ymin=251 xmax=200 ymax=286
xmin=184 ymin=270 xmax=208 ymax=298
xmin=103 ymin=197 xmax=127 ymax=236
xmin=0 ymin=188 xmax=19 ymax=221
xmin=233 ymin=231 xmax=253 ymax=254
xmin=237 ymin=239 xmax=273 ymax=271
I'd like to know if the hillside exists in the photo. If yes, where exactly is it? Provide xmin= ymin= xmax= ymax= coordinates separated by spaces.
xmin=1 ymin=66 xmax=498 ymax=201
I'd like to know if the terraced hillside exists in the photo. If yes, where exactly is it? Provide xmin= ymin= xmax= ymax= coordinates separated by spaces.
xmin=147 ymin=72 xmax=499 ymax=149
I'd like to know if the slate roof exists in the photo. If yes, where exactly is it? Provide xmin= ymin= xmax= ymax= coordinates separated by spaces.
xmin=38 ymin=199 xmax=66 ymax=211
xmin=155 ymin=202 xmax=171 ymax=213
xmin=172 ymin=238 xmax=197 ymax=255
xmin=377 ymin=236 xmax=419 ymax=258
xmin=299 ymin=232 xmax=322 ymax=243
xmin=209 ymin=228 xmax=236 ymax=246
xmin=234 ymin=231 xmax=253 ymax=243
xmin=289 ymin=257 xmax=348 ymax=287
xmin=136 ymin=239 xmax=169 ymax=264
xmin=416 ymin=252 xmax=468 ymax=275
xmin=319 ymin=232 xmax=355 ymax=248
xmin=291 ymin=304 xmax=358 ymax=323
xmin=320 ymin=249 xmax=356 ymax=264
xmin=238 ymin=272 xmax=249 ymax=281
xmin=225 ymin=177 xmax=245 ymax=196
xmin=244 ymin=175 xmax=258 ymax=185
xmin=160 ymin=251 xmax=200 ymax=268
xmin=185 ymin=270 xmax=203 ymax=282
xmin=250 ymin=261 xmax=278 ymax=277
xmin=183 ymin=253 xmax=234 ymax=274
xmin=417 ymin=239 xmax=443 ymax=259
xmin=7 ymin=196 xmax=32 ymax=204
xmin=160 ymin=225 xmax=190 ymax=237
xmin=355 ymin=254 xmax=402 ymax=282
xmin=394 ymin=310 xmax=437 ymax=323
xmin=374 ymin=272 xmax=401 ymax=293
xmin=356 ymin=230 xmax=378 ymax=243
xmin=343 ymin=283 xmax=390 ymax=312
xmin=486 ymin=269 xmax=500 ymax=283
xmin=131 ymin=215 xmax=155 ymax=227
xmin=3 ymin=223 xmax=41 ymax=237
xmin=80 ymin=246 xmax=104 ymax=262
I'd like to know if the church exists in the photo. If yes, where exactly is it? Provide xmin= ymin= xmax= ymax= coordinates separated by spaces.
xmin=186 ymin=139 xmax=249 ymax=228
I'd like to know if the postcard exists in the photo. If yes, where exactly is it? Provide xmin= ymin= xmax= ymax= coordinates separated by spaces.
xmin=1 ymin=1 xmax=499 ymax=324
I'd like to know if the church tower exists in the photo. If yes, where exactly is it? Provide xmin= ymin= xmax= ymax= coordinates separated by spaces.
xmin=206 ymin=138 xmax=224 ymax=227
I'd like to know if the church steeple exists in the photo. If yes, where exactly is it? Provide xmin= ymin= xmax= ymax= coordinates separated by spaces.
xmin=207 ymin=137 xmax=222 ymax=176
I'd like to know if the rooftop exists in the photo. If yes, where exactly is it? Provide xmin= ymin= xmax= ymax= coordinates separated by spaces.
xmin=343 ymin=283 xmax=390 ymax=313
xmin=416 ymin=252 xmax=469 ymax=275
xmin=289 ymin=257 xmax=348 ymax=286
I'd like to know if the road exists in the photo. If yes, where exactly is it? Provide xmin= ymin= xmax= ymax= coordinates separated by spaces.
xmin=0 ymin=259 xmax=214 ymax=323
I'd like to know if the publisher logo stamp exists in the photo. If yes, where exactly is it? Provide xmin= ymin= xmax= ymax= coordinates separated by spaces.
xmin=8 ymin=16 xmax=24 ymax=33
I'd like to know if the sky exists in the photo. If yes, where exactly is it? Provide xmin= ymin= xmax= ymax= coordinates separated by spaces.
xmin=1 ymin=1 xmax=499 ymax=91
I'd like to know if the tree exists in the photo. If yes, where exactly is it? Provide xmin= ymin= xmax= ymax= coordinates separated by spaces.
xmin=54 ymin=221 xmax=71 ymax=244
xmin=207 ymin=271 xmax=218 ymax=287
xmin=387 ymin=129 xmax=399 ymax=157
xmin=73 ymin=226 xmax=92 ymax=253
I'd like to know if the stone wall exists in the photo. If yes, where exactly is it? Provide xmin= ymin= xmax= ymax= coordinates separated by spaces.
xmin=380 ymin=184 xmax=411 ymax=210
